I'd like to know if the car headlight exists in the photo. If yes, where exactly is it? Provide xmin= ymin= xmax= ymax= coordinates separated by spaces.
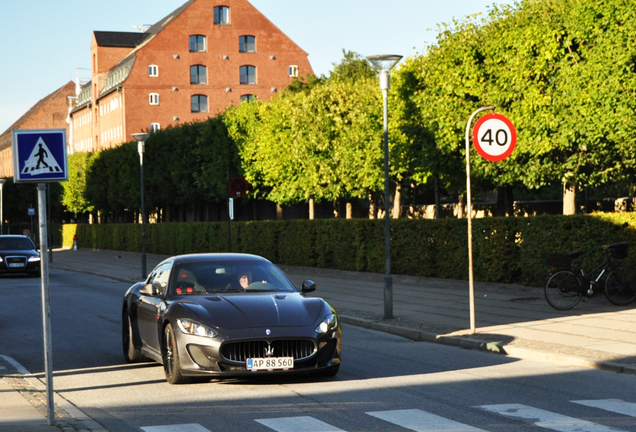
xmin=28 ymin=257 xmax=40 ymax=262
xmin=315 ymin=314 xmax=338 ymax=334
xmin=176 ymin=318 xmax=217 ymax=338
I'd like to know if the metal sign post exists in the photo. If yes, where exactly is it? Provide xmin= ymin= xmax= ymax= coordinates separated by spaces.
xmin=465 ymin=107 xmax=494 ymax=335
xmin=465 ymin=109 xmax=517 ymax=334
xmin=12 ymin=129 xmax=68 ymax=426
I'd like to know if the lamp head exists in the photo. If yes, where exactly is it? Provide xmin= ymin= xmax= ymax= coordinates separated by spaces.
xmin=366 ymin=54 xmax=403 ymax=72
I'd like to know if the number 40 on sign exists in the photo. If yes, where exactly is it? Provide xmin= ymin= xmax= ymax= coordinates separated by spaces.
xmin=472 ymin=113 xmax=517 ymax=162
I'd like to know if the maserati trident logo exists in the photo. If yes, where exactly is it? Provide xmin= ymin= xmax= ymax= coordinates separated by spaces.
xmin=264 ymin=343 xmax=275 ymax=357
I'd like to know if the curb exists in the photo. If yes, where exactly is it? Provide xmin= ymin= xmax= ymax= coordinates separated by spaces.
xmin=339 ymin=315 xmax=636 ymax=376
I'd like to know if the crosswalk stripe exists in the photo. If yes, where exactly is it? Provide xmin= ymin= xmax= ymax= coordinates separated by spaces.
xmin=572 ymin=399 xmax=636 ymax=418
xmin=366 ymin=409 xmax=488 ymax=432
xmin=255 ymin=416 xmax=345 ymax=432
xmin=478 ymin=403 xmax=628 ymax=432
xmin=140 ymin=424 xmax=211 ymax=432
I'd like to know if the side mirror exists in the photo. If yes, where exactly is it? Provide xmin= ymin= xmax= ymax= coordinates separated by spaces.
xmin=301 ymin=280 xmax=316 ymax=293
xmin=140 ymin=283 xmax=158 ymax=296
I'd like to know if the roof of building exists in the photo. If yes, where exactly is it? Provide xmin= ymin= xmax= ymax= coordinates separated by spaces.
xmin=0 ymin=81 xmax=75 ymax=151
xmin=93 ymin=31 xmax=150 ymax=48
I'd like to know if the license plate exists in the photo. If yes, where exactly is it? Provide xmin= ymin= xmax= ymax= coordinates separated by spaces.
xmin=8 ymin=263 xmax=24 ymax=268
xmin=246 ymin=357 xmax=294 ymax=371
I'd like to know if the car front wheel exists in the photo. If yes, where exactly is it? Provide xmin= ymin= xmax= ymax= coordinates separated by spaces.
xmin=163 ymin=323 xmax=189 ymax=384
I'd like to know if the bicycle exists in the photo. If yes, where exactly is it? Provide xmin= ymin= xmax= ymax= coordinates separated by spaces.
xmin=541 ymin=242 xmax=636 ymax=310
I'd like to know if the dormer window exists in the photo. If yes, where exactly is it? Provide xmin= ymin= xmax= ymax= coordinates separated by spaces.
xmin=214 ymin=6 xmax=229 ymax=24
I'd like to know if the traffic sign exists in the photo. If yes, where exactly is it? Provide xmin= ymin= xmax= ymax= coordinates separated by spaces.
xmin=472 ymin=113 xmax=517 ymax=162
xmin=228 ymin=176 xmax=249 ymax=198
xmin=12 ymin=129 xmax=68 ymax=183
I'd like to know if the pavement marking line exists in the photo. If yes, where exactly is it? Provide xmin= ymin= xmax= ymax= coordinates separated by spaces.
xmin=141 ymin=424 xmax=211 ymax=432
xmin=255 ymin=416 xmax=345 ymax=432
xmin=0 ymin=355 xmax=29 ymax=374
xmin=367 ymin=409 xmax=488 ymax=432
xmin=478 ymin=403 xmax=628 ymax=432
xmin=572 ymin=399 xmax=636 ymax=418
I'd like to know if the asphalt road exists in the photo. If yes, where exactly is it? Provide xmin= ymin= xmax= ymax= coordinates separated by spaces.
xmin=1 ymin=269 xmax=635 ymax=432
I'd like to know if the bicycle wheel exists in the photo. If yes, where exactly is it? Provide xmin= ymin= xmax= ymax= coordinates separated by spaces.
xmin=605 ymin=266 xmax=636 ymax=306
xmin=545 ymin=270 xmax=582 ymax=310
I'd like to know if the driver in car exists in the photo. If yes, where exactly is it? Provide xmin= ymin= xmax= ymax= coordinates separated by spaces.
xmin=238 ymin=270 xmax=252 ymax=289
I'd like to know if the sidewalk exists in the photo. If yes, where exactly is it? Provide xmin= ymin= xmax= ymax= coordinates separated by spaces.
xmin=2 ymin=247 xmax=636 ymax=431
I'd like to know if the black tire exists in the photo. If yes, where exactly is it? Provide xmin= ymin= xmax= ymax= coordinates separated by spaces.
xmin=545 ymin=270 xmax=582 ymax=310
xmin=605 ymin=266 xmax=636 ymax=306
xmin=163 ymin=323 xmax=189 ymax=384
xmin=122 ymin=310 xmax=149 ymax=363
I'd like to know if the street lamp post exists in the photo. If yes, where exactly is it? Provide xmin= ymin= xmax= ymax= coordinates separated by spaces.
xmin=0 ymin=179 xmax=6 ymax=235
xmin=366 ymin=54 xmax=402 ymax=320
xmin=132 ymin=133 xmax=150 ymax=280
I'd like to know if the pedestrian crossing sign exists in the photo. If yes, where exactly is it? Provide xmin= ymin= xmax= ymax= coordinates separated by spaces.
xmin=12 ymin=129 xmax=68 ymax=183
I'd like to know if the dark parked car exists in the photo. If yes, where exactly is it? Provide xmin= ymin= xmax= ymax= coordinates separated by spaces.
xmin=0 ymin=235 xmax=40 ymax=277
xmin=122 ymin=253 xmax=341 ymax=384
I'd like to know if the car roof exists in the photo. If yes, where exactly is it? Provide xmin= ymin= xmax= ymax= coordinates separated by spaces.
xmin=166 ymin=253 xmax=271 ymax=266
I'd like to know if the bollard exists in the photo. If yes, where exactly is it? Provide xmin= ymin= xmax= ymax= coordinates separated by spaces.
xmin=73 ymin=234 xmax=78 ymax=251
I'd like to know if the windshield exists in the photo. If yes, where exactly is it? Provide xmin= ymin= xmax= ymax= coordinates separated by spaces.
xmin=170 ymin=261 xmax=297 ymax=296
xmin=0 ymin=237 xmax=35 ymax=250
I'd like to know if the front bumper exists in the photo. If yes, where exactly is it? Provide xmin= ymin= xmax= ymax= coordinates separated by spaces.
xmin=174 ymin=325 xmax=341 ymax=377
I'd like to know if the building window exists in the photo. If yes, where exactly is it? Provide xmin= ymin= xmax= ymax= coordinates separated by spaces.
xmin=288 ymin=65 xmax=299 ymax=77
xmin=150 ymin=123 xmax=161 ymax=133
xmin=241 ymin=94 xmax=255 ymax=103
xmin=190 ymin=65 xmax=207 ymax=84
xmin=191 ymin=95 xmax=208 ymax=113
xmin=149 ymin=93 xmax=159 ymax=105
xmin=214 ymin=6 xmax=229 ymax=24
xmin=189 ymin=35 xmax=206 ymax=52
xmin=148 ymin=65 xmax=159 ymax=77
xmin=240 ymin=65 xmax=256 ymax=85
xmin=239 ymin=35 xmax=255 ymax=53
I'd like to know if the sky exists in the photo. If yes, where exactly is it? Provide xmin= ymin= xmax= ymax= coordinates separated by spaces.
xmin=0 ymin=0 xmax=517 ymax=134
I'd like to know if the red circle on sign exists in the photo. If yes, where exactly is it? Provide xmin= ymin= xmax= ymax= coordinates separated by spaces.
xmin=472 ymin=113 xmax=517 ymax=162
xmin=228 ymin=176 xmax=249 ymax=198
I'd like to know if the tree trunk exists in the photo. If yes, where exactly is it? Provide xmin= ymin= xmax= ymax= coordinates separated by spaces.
xmin=496 ymin=186 xmax=514 ymax=217
xmin=563 ymin=183 xmax=577 ymax=215
xmin=346 ymin=202 xmax=352 ymax=219
xmin=309 ymin=197 xmax=315 ymax=220
xmin=276 ymin=204 xmax=283 ymax=220
xmin=434 ymin=175 xmax=441 ymax=219
xmin=368 ymin=192 xmax=376 ymax=219
xmin=456 ymin=193 xmax=465 ymax=219
xmin=333 ymin=200 xmax=340 ymax=218
xmin=392 ymin=182 xmax=402 ymax=219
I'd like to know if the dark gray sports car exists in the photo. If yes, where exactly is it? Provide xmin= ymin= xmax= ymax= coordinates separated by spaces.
xmin=122 ymin=253 xmax=341 ymax=384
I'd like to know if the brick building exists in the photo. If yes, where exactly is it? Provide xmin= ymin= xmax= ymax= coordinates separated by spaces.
xmin=69 ymin=0 xmax=313 ymax=152
xmin=0 ymin=81 xmax=76 ymax=178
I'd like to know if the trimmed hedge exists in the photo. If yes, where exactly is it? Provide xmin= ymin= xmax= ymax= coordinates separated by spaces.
xmin=62 ymin=213 xmax=636 ymax=287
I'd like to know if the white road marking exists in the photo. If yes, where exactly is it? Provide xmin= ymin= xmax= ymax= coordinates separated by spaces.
xmin=367 ymin=409 xmax=488 ymax=432
xmin=0 ymin=355 xmax=29 ymax=374
xmin=141 ymin=424 xmax=211 ymax=432
xmin=478 ymin=403 xmax=627 ymax=432
xmin=572 ymin=399 xmax=636 ymax=418
xmin=255 ymin=416 xmax=345 ymax=432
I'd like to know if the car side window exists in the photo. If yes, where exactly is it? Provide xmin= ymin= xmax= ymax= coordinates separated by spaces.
xmin=148 ymin=263 xmax=172 ymax=296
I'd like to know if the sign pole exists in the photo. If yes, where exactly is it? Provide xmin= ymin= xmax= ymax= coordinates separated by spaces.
xmin=37 ymin=183 xmax=55 ymax=425
xmin=465 ymin=106 xmax=494 ymax=335
xmin=12 ymin=128 xmax=68 ymax=427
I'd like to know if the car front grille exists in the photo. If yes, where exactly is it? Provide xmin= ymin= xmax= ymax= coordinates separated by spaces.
xmin=221 ymin=339 xmax=316 ymax=363
xmin=5 ymin=256 xmax=27 ymax=267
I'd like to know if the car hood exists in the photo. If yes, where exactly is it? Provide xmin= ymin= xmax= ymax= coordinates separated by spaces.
xmin=0 ymin=249 xmax=39 ymax=256
xmin=181 ymin=293 xmax=325 ymax=329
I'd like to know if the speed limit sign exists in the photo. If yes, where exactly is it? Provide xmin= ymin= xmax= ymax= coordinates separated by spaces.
xmin=472 ymin=113 xmax=517 ymax=162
